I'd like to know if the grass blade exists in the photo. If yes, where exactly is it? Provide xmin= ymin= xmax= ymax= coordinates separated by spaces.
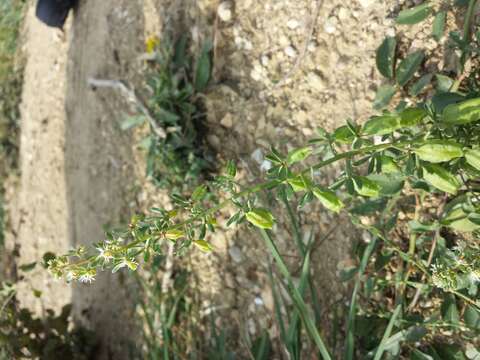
xmin=373 ymin=305 xmax=402 ymax=360
xmin=258 ymin=229 xmax=332 ymax=360
xmin=344 ymin=238 xmax=377 ymax=360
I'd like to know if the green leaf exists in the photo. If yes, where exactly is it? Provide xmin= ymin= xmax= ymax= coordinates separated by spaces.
xmin=376 ymin=36 xmax=397 ymax=79
xmin=396 ymin=51 xmax=425 ymax=86
xmin=399 ymin=107 xmax=427 ymax=127
xmin=251 ymin=331 xmax=272 ymax=360
xmin=195 ymin=43 xmax=212 ymax=92
xmin=409 ymin=73 xmax=433 ymax=96
xmin=409 ymin=220 xmax=439 ymax=232
xmin=191 ymin=185 xmax=208 ymax=201
xmin=120 ymin=115 xmax=145 ymax=130
xmin=468 ymin=212 xmax=480 ymax=225
xmin=366 ymin=173 xmax=405 ymax=196
xmin=435 ymin=74 xmax=454 ymax=92
xmin=441 ymin=294 xmax=460 ymax=325
xmin=287 ymin=175 xmax=311 ymax=192
xmin=397 ymin=3 xmax=432 ymax=25
xmin=442 ymin=207 xmax=480 ymax=232
xmin=380 ymin=155 xmax=400 ymax=173
xmin=165 ymin=229 xmax=185 ymax=241
xmin=287 ymin=147 xmax=312 ymax=165
xmin=443 ymin=98 xmax=480 ymax=125
xmin=19 ymin=262 xmax=37 ymax=272
xmin=412 ymin=350 xmax=434 ymax=360
xmin=333 ymin=125 xmax=356 ymax=144
xmin=432 ymin=11 xmax=446 ymax=41
xmin=422 ymin=163 xmax=460 ymax=194
xmin=362 ymin=115 xmax=400 ymax=136
xmin=246 ymin=208 xmax=275 ymax=229
xmin=464 ymin=305 xmax=480 ymax=330
xmin=373 ymin=305 xmax=402 ymax=360
xmin=312 ymin=186 xmax=344 ymax=213
xmin=431 ymin=92 xmax=465 ymax=114
xmin=414 ymin=140 xmax=464 ymax=163
xmin=353 ymin=176 xmax=381 ymax=197
xmin=193 ymin=240 xmax=214 ymax=252
xmin=373 ymin=84 xmax=396 ymax=109
xmin=465 ymin=148 xmax=480 ymax=170
xmin=226 ymin=160 xmax=237 ymax=178
xmin=434 ymin=343 xmax=466 ymax=360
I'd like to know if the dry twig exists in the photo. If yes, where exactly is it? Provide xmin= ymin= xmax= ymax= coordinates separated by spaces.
xmin=87 ymin=78 xmax=166 ymax=139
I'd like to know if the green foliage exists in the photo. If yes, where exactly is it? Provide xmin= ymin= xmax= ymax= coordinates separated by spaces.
xmin=0 ymin=0 xmax=24 ymax=250
xmin=122 ymin=36 xmax=213 ymax=191
xmin=46 ymin=1 xmax=480 ymax=358
xmin=0 ymin=0 xmax=23 ymax=171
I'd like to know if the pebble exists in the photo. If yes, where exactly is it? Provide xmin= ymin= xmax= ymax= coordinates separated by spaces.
xmin=284 ymin=46 xmax=297 ymax=58
xmin=324 ymin=18 xmax=337 ymax=34
xmin=207 ymin=134 xmax=220 ymax=148
xmin=217 ymin=2 xmax=233 ymax=22
xmin=220 ymin=113 xmax=234 ymax=128
xmin=254 ymin=296 xmax=264 ymax=306
xmin=338 ymin=8 xmax=349 ymax=21
xmin=260 ymin=160 xmax=272 ymax=172
xmin=260 ymin=55 xmax=270 ymax=66
xmin=358 ymin=0 xmax=375 ymax=8
xmin=251 ymin=148 xmax=264 ymax=164
xmin=286 ymin=19 xmax=300 ymax=30
xmin=229 ymin=246 xmax=244 ymax=263
xmin=306 ymin=72 xmax=326 ymax=91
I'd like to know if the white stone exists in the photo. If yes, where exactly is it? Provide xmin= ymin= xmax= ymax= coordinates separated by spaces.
xmin=229 ymin=246 xmax=243 ymax=263
xmin=217 ymin=2 xmax=233 ymax=22
xmin=251 ymin=148 xmax=264 ymax=164
xmin=338 ymin=8 xmax=349 ymax=21
xmin=254 ymin=297 xmax=264 ymax=306
xmin=286 ymin=19 xmax=300 ymax=30
xmin=260 ymin=55 xmax=270 ymax=66
xmin=324 ymin=18 xmax=337 ymax=34
xmin=260 ymin=160 xmax=272 ymax=172
xmin=358 ymin=0 xmax=374 ymax=8
xmin=220 ymin=113 xmax=233 ymax=128
xmin=306 ymin=72 xmax=326 ymax=91
xmin=285 ymin=46 xmax=297 ymax=58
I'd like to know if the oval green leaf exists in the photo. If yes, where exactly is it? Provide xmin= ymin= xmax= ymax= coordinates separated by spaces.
xmin=442 ymin=98 xmax=480 ymax=125
xmin=194 ymin=240 xmax=214 ymax=252
xmin=246 ymin=208 xmax=275 ymax=229
xmin=397 ymin=3 xmax=432 ymax=25
xmin=399 ymin=107 xmax=427 ymax=127
xmin=287 ymin=147 xmax=312 ymax=165
xmin=353 ymin=176 xmax=381 ymax=197
xmin=376 ymin=36 xmax=397 ymax=79
xmin=362 ymin=115 xmax=400 ymax=136
xmin=422 ymin=163 xmax=460 ymax=194
xmin=432 ymin=11 xmax=446 ymax=41
xmin=414 ymin=140 xmax=464 ymax=163
xmin=373 ymin=84 xmax=396 ymax=109
xmin=465 ymin=148 xmax=480 ymax=170
xmin=396 ymin=51 xmax=425 ymax=86
xmin=312 ymin=186 xmax=344 ymax=213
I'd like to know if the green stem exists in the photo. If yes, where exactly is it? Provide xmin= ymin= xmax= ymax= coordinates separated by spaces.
xmin=60 ymin=140 xmax=415 ymax=272
xmin=460 ymin=0 xmax=478 ymax=71
xmin=258 ymin=229 xmax=332 ymax=360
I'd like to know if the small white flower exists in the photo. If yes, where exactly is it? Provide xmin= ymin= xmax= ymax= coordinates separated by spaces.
xmin=79 ymin=270 xmax=96 ymax=283
xmin=96 ymin=246 xmax=114 ymax=262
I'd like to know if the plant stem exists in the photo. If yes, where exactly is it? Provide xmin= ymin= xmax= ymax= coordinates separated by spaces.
xmin=461 ymin=0 xmax=478 ymax=70
xmin=59 ymin=140 xmax=415 ymax=272
xmin=258 ymin=229 xmax=332 ymax=360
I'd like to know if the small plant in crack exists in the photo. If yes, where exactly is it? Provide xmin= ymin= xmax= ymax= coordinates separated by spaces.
xmin=121 ymin=35 xmax=215 ymax=191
